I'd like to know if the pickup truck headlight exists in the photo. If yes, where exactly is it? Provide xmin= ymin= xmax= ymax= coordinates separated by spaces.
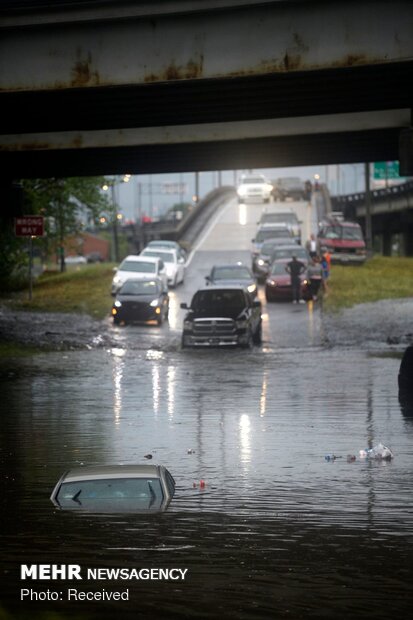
xmin=237 ymin=187 xmax=247 ymax=196
xmin=114 ymin=300 xmax=122 ymax=308
xmin=236 ymin=319 xmax=248 ymax=329
xmin=247 ymin=284 xmax=257 ymax=294
xmin=257 ymin=259 xmax=265 ymax=266
xmin=183 ymin=320 xmax=193 ymax=331
xmin=267 ymin=279 xmax=277 ymax=287
xmin=150 ymin=298 xmax=160 ymax=307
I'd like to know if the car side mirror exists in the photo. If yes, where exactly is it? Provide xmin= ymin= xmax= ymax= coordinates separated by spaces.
xmin=113 ymin=267 xmax=118 ymax=272
xmin=180 ymin=302 xmax=188 ymax=309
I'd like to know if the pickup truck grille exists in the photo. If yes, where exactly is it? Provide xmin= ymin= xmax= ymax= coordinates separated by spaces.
xmin=193 ymin=318 xmax=236 ymax=337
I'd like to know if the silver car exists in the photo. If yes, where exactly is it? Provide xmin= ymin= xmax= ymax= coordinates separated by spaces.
xmin=50 ymin=465 xmax=175 ymax=513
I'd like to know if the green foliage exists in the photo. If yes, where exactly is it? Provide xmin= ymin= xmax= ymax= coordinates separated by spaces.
xmin=0 ymin=216 xmax=28 ymax=290
xmin=21 ymin=177 xmax=111 ymax=269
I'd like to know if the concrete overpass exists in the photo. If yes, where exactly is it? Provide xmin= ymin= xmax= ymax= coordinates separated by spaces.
xmin=0 ymin=0 xmax=412 ymax=178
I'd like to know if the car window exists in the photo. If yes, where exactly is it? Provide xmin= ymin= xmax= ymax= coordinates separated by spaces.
xmin=119 ymin=260 xmax=156 ymax=273
xmin=241 ymin=177 xmax=266 ymax=184
xmin=272 ymin=247 xmax=308 ymax=260
xmin=119 ymin=280 xmax=160 ymax=296
xmin=256 ymin=229 xmax=289 ymax=242
xmin=342 ymin=226 xmax=363 ymax=240
xmin=56 ymin=478 xmax=164 ymax=505
xmin=191 ymin=290 xmax=245 ymax=313
xmin=143 ymin=250 xmax=175 ymax=263
xmin=212 ymin=267 xmax=251 ymax=280
xmin=271 ymin=262 xmax=289 ymax=275
xmin=261 ymin=213 xmax=297 ymax=224
xmin=158 ymin=260 xmax=164 ymax=271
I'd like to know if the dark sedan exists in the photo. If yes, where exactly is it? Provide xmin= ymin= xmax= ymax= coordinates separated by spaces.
xmin=265 ymin=259 xmax=310 ymax=302
xmin=254 ymin=238 xmax=302 ymax=282
xmin=205 ymin=263 xmax=257 ymax=298
xmin=112 ymin=277 xmax=169 ymax=325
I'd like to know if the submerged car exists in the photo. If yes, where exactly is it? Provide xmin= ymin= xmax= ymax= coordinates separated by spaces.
xmin=205 ymin=263 xmax=257 ymax=298
xmin=237 ymin=175 xmax=273 ymax=203
xmin=181 ymin=285 xmax=262 ymax=348
xmin=265 ymin=259 xmax=310 ymax=302
xmin=111 ymin=255 xmax=167 ymax=295
xmin=140 ymin=247 xmax=185 ymax=287
xmin=112 ymin=277 xmax=169 ymax=325
xmin=50 ymin=464 xmax=175 ymax=513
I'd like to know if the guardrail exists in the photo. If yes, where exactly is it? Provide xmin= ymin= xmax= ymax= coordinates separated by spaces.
xmin=120 ymin=186 xmax=236 ymax=254
xmin=331 ymin=180 xmax=413 ymax=211
xmin=138 ymin=186 xmax=236 ymax=247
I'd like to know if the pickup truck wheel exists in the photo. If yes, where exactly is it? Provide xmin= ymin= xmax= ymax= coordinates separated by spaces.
xmin=241 ymin=330 xmax=254 ymax=350
xmin=253 ymin=321 xmax=262 ymax=345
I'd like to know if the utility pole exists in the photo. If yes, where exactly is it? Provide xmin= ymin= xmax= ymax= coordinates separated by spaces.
xmin=111 ymin=182 xmax=119 ymax=262
xmin=195 ymin=172 xmax=199 ymax=203
xmin=364 ymin=162 xmax=373 ymax=257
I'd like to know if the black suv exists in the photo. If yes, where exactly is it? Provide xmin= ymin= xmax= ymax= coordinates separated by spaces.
xmin=180 ymin=285 xmax=262 ymax=349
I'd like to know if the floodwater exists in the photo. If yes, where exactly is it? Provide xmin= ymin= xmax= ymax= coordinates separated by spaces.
xmin=1 ymin=198 xmax=413 ymax=619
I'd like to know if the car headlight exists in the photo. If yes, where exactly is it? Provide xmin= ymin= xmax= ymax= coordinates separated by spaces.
xmin=183 ymin=320 xmax=193 ymax=331
xmin=113 ymin=276 xmax=121 ymax=285
xmin=150 ymin=299 xmax=159 ymax=307
xmin=237 ymin=187 xmax=247 ymax=196
xmin=236 ymin=319 xmax=248 ymax=329
xmin=267 ymin=279 xmax=277 ymax=287
xmin=257 ymin=259 xmax=264 ymax=266
xmin=114 ymin=300 xmax=122 ymax=308
xmin=302 ymin=279 xmax=308 ymax=285
xmin=247 ymin=284 xmax=257 ymax=294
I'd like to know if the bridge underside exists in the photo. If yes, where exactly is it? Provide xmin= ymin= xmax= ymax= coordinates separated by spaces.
xmin=1 ymin=62 xmax=412 ymax=177
xmin=1 ymin=0 xmax=412 ymax=178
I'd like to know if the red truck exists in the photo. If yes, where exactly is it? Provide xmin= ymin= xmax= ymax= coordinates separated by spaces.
xmin=317 ymin=217 xmax=366 ymax=264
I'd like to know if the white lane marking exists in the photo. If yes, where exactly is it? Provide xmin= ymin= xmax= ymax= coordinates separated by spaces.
xmin=185 ymin=197 xmax=236 ymax=267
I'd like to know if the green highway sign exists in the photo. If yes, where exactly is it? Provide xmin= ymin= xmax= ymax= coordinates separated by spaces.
xmin=373 ymin=161 xmax=400 ymax=180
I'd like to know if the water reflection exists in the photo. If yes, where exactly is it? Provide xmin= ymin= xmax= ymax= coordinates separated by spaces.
xmin=238 ymin=202 xmax=247 ymax=226
xmin=2 ymin=348 xmax=413 ymax=620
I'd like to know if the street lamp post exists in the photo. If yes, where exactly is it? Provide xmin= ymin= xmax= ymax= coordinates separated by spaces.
xmin=102 ymin=174 xmax=130 ymax=262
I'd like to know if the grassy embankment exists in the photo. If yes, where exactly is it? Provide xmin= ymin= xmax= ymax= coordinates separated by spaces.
xmin=324 ymin=256 xmax=413 ymax=311
xmin=3 ymin=263 xmax=115 ymax=319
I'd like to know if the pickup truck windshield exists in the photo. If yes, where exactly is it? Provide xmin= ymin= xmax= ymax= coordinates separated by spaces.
xmin=191 ymin=290 xmax=245 ymax=314
xmin=322 ymin=225 xmax=363 ymax=241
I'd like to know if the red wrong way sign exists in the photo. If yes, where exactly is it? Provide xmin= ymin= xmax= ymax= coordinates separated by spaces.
xmin=15 ymin=216 xmax=44 ymax=237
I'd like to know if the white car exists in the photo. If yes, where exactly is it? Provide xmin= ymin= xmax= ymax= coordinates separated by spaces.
xmin=140 ymin=247 xmax=185 ymax=288
xmin=237 ymin=175 xmax=273 ymax=204
xmin=65 ymin=255 xmax=87 ymax=265
xmin=111 ymin=255 xmax=168 ymax=295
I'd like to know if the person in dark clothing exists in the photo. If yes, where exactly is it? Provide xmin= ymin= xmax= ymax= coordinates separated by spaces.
xmin=285 ymin=255 xmax=306 ymax=303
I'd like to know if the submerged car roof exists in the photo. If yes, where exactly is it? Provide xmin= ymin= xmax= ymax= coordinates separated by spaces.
xmin=59 ymin=465 xmax=163 ymax=482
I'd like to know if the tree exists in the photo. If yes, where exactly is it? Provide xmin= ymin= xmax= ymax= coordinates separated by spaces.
xmin=22 ymin=177 xmax=111 ymax=271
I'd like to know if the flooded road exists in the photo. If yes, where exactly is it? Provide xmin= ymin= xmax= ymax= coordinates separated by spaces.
xmin=1 ymin=197 xmax=412 ymax=620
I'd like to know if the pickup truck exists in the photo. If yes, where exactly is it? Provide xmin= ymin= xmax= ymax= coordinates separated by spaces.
xmin=180 ymin=285 xmax=262 ymax=348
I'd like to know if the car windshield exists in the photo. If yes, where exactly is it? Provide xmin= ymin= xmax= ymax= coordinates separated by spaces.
xmin=261 ymin=213 xmax=297 ymax=224
xmin=271 ymin=262 xmax=289 ymax=275
xmin=191 ymin=290 xmax=245 ymax=314
xmin=119 ymin=280 xmax=160 ymax=296
xmin=56 ymin=478 xmax=164 ymax=509
xmin=143 ymin=251 xmax=175 ymax=263
xmin=272 ymin=247 xmax=308 ymax=260
xmin=279 ymin=177 xmax=302 ymax=188
xmin=212 ymin=266 xmax=251 ymax=280
xmin=119 ymin=260 xmax=156 ymax=273
xmin=242 ymin=177 xmax=266 ymax=184
xmin=321 ymin=225 xmax=363 ymax=241
xmin=256 ymin=229 xmax=289 ymax=242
